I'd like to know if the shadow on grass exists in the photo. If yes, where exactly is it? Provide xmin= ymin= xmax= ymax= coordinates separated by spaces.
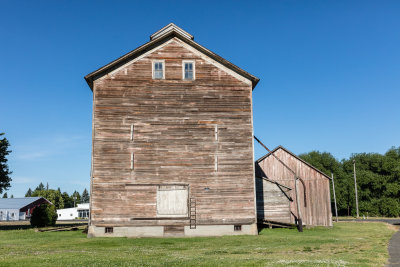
xmin=0 ymin=221 xmax=88 ymax=230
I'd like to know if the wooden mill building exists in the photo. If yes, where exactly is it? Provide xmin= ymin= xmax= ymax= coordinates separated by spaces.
xmin=84 ymin=23 xmax=259 ymax=237
xmin=256 ymin=146 xmax=332 ymax=227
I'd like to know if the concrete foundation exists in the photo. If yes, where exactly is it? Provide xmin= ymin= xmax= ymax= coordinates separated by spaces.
xmin=88 ymin=223 xmax=258 ymax=238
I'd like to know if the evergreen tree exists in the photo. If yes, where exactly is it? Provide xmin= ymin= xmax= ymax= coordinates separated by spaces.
xmin=0 ymin=133 xmax=12 ymax=194
xmin=10 ymin=194 xmax=13 ymax=198
xmin=36 ymin=182 xmax=45 ymax=191
xmin=81 ymin=188 xmax=90 ymax=203
xmin=25 ymin=188 xmax=33 ymax=197
xmin=62 ymin=192 xmax=73 ymax=208
xmin=2 ymin=192 xmax=7 ymax=198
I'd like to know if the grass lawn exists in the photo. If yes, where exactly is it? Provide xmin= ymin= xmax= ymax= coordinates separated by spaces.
xmin=0 ymin=222 xmax=395 ymax=266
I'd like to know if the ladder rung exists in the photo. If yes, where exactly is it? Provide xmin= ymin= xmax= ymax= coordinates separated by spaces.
xmin=190 ymin=198 xmax=196 ymax=229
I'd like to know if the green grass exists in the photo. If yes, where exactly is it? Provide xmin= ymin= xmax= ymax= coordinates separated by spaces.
xmin=0 ymin=222 xmax=395 ymax=266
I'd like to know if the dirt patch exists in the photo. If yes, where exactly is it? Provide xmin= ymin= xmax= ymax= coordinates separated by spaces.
xmin=387 ymin=223 xmax=400 ymax=232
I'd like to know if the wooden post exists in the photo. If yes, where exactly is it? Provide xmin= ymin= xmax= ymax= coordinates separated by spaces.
xmin=353 ymin=160 xmax=359 ymax=218
xmin=295 ymin=177 xmax=303 ymax=232
xmin=331 ymin=173 xmax=338 ymax=222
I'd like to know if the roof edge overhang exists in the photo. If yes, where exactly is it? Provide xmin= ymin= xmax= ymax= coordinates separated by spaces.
xmin=256 ymin=145 xmax=332 ymax=180
xmin=150 ymin=23 xmax=194 ymax=41
xmin=84 ymin=30 xmax=259 ymax=90
xmin=19 ymin=197 xmax=52 ymax=211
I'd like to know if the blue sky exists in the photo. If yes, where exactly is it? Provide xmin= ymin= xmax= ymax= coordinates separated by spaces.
xmin=1 ymin=1 xmax=399 ymax=197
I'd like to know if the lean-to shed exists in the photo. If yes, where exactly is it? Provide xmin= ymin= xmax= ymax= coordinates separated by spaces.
xmin=256 ymin=146 xmax=332 ymax=227
xmin=84 ymin=23 xmax=259 ymax=237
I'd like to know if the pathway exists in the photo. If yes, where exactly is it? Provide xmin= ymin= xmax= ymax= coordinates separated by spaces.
xmin=388 ymin=229 xmax=400 ymax=266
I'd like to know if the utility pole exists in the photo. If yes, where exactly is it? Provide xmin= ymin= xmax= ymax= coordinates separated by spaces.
xmin=353 ymin=160 xmax=359 ymax=218
xmin=331 ymin=173 xmax=338 ymax=222
xmin=73 ymin=196 xmax=77 ymax=208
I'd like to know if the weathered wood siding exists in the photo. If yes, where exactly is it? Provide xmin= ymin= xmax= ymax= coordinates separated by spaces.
xmin=257 ymin=148 xmax=332 ymax=227
xmin=91 ymin=37 xmax=256 ymax=227
xmin=255 ymin=178 xmax=291 ymax=223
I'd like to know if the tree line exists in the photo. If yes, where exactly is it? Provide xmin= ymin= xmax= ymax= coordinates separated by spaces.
xmin=299 ymin=146 xmax=400 ymax=217
xmin=2 ymin=182 xmax=90 ymax=210
xmin=24 ymin=182 xmax=90 ymax=209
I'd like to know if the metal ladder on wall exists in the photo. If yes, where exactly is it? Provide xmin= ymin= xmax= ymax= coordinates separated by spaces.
xmin=189 ymin=198 xmax=196 ymax=229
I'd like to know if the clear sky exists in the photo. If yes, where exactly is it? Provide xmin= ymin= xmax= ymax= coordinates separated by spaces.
xmin=1 ymin=1 xmax=399 ymax=197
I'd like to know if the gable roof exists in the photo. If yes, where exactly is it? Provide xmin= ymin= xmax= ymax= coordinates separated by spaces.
xmin=84 ymin=23 xmax=259 ymax=90
xmin=0 ymin=197 xmax=49 ymax=209
xmin=256 ymin=146 xmax=331 ymax=180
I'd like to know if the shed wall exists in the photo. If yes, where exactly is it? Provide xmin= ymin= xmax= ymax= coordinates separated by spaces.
xmin=255 ymin=178 xmax=291 ymax=223
xmin=0 ymin=209 xmax=20 ymax=221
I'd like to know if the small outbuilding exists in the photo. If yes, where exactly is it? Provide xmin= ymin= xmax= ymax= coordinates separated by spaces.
xmin=0 ymin=197 xmax=52 ymax=221
xmin=255 ymin=146 xmax=332 ymax=227
xmin=57 ymin=203 xmax=90 ymax=220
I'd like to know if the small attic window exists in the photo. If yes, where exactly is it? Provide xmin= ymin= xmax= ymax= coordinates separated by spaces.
xmin=183 ymin=61 xmax=195 ymax=80
xmin=153 ymin=60 xmax=165 ymax=79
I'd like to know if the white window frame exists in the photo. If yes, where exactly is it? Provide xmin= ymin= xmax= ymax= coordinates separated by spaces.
xmin=152 ymin=60 xmax=165 ymax=79
xmin=182 ymin=60 xmax=195 ymax=80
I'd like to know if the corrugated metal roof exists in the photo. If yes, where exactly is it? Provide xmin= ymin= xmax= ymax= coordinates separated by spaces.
xmin=0 ymin=197 xmax=42 ymax=209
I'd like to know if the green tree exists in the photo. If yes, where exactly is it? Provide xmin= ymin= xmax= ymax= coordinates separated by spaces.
xmin=81 ymin=188 xmax=90 ymax=203
xmin=25 ymin=188 xmax=33 ymax=197
xmin=32 ymin=189 xmax=64 ymax=209
xmin=35 ymin=182 xmax=45 ymax=191
xmin=10 ymin=194 xmax=13 ymax=198
xmin=62 ymin=192 xmax=73 ymax=208
xmin=300 ymin=146 xmax=400 ymax=217
xmin=30 ymin=203 xmax=57 ymax=227
xmin=2 ymin=192 xmax=7 ymax=198
xmin=0 ymin=133 xmax=12 ymax=194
